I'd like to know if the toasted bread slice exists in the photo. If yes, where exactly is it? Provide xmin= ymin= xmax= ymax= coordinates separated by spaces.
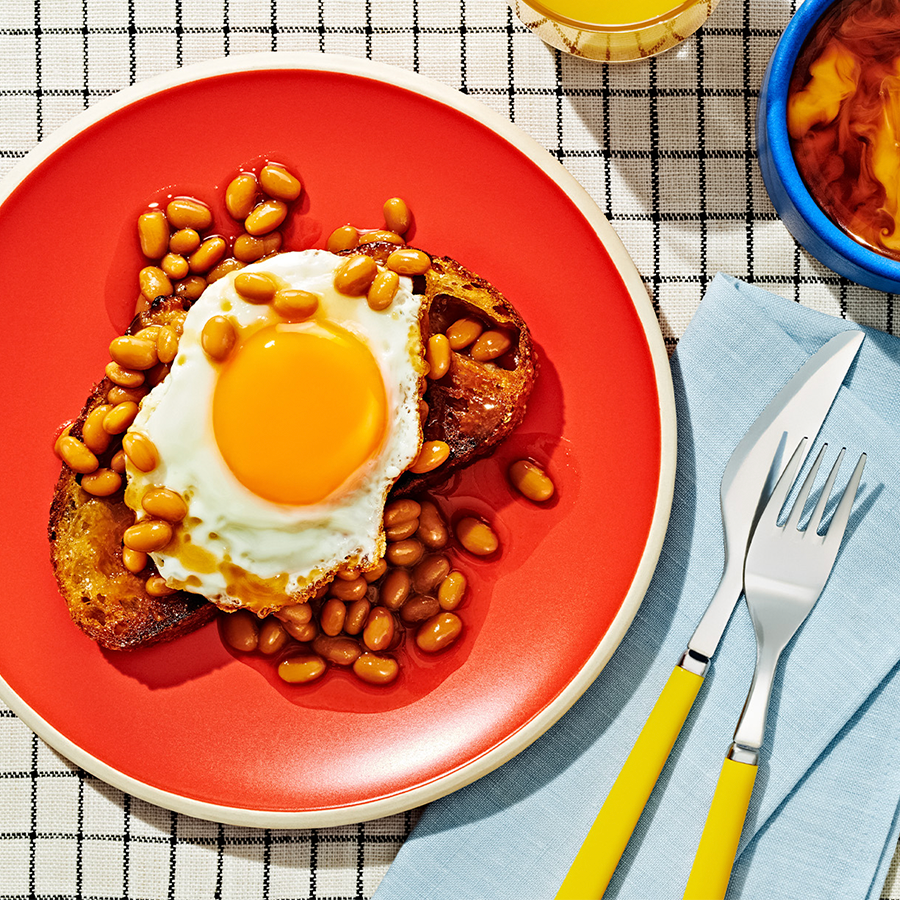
xmin=352 ymin=245 xmax=537 ymax=496
xmin=48 ymin=297 xmax=216 ymax=650
xmin=50 ymin=249 xmax=535 ymax=648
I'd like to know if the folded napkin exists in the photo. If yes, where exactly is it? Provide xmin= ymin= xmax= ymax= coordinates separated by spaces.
xmin=374 ymin=274 xmax=900 ymax=900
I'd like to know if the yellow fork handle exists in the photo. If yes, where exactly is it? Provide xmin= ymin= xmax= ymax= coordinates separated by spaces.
xmin=683 ymin=757 xmax=758 ymax=900
xmin=555 ymin=665 xmax=704 ymax=900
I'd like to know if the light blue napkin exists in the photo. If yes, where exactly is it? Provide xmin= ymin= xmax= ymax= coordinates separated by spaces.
xmin=374 ymin=274 xmax=900 ymax=900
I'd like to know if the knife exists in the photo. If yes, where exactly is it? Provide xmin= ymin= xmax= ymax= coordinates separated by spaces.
xmin=555 ymin=329 xmax=864 ymax=900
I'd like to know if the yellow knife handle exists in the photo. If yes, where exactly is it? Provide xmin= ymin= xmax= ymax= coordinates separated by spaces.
xmin=555 ymin=664 xmax=704 ymax=900
xmin=683 ymin=756 xmax=758 ymax=900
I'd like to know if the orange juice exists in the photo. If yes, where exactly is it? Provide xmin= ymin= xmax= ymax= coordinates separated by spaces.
xmin=528 ymin=0 xmax=704 ymax=27
xmin=511 ymin=0 xmax=719 ymax=61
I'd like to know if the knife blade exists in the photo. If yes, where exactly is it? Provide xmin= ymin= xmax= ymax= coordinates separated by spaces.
xmin=555 ymin=328 xmax=864 ymax=900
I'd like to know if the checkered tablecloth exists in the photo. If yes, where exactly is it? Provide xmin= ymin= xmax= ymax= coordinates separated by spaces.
xmin=1 ymin=1 xmax=898 ymax=897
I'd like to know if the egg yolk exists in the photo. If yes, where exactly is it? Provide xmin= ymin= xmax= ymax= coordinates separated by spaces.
xmin=212 ymin=322 xmax=388 ymax=505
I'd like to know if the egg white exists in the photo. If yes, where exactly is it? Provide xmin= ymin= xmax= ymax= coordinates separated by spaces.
xmin=124 ymin=249 xmax=426 ymax=614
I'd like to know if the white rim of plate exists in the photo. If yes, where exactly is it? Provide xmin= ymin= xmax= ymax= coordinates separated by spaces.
xmin=0 ymin=50 xmax=677 ymax=828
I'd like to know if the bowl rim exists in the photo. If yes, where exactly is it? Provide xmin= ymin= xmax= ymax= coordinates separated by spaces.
xmin=763 ymin=0 xmax=900 ymax=284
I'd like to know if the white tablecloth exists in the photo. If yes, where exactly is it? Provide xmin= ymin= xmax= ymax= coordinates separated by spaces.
xmin=1 ymin=0 xmax=897 ymax=896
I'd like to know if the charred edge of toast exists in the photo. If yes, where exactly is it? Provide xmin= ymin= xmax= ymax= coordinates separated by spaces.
xmin=48 ymin=295 xmax=216 ymax=651
xmin=348 ymin=246 xmax=537 ymax=496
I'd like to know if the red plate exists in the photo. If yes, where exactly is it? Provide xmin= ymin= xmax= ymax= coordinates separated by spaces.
xmin=0 ymin=53 xmax=675 ymax=826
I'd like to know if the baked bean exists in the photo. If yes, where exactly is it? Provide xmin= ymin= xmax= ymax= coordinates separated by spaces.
xmin=273 ymin=288 xmax=318 ymax=320
xmin=379 ymin=568 xmax=411 ymax=611
xmin=358 ymin=229 xmax=405 ymax=246
xmin=312 ymin=635 xmax=362 ymax=666
xmin=175 ymin=275 xmax=207 ymax=300
xmin=245 ymin=199 xmax=288 ymax=235
xmin=189 ymin=236 xmax=227 ymax=274
xmin=455 ymin=516 xmax=499 ymax=556
xmin=225 ymin=172 xmax=259 ymax=219
xmin=362 ymin=558 xmax=388 ymax=583
xmin=385 ymin=519 xmax=419 ymax=542
xmin=416 ymin=500 xmax=449 ymax=549
xmin=233 ymin=231 xmax=282 ymax=262
xmin=343 ymin=598 xmax=371 ymax=635
xmin=139 ymin=266 xmax=173 ymax=302
xmin=329 ymin=576 xmax=368 ymax=602
xmin=221 ymin=610 xmax=259 ymax=651
xmin=121 ymin=546 xmax=147 ymax=574
xmin=383 ymin=197 xmax=412 ymax=235
xmin=508 ymin=459 xmax=555 ymax=502
xmin=109 ymin=335 xmax=159 ymax=371
xmin=102 ymin=401 xmax=139 ymax=435
xmin=335 ymin=566 xmax=361 ymax=581
xmin=82 ymin=404 xmax=113 ymax=454
xmin=107 ymin=384 xmax=148 ymax=405
xmin=147 ymin=361 xmax=168 ymax=388
xmin=416 ymin=611 xmax=462 ymax=653
xmin=410 ymin=440 xmax=450 ymax=474
xmin=123 ymin=519 xmax=173 ymax=553
xmin=109 ymin=449 xmax=127 ymax=475
xmin=156 ymin=326 xmax=179 ymax=364
xmin=207 ymin=257 xmax=245 ymax=284
xmin=122 ymin=432 xmax=159 ymax=472
xmin=471 ymin=330 xmax=512 ymax=362
xmin=160 ymin=252 xmax=189 ymax=280
xmin=386 ymin=248 xmax=431 ymax=275
xmin=412 ymin=554 xmax=451 ymax=594
xmin=446 ymin=317 xmax=483 ymax=350
xmin=288 ymin=620 xmax=319 ymax=642
xmin=259 ymin=164 xmax=302 ymax=202
xmin=146 ymin=575 xmax=176 ymax=597
xmin=80 ymin=467 xmax=122 ymax=497
xmin=367 ymin=269 xmax=399 ymax=311
xmin=326 ymin=225 xmax=359 ymax=253
xmin=278 ymin=654 xmax=326 ymax=684
xmin=426 ymin=334 xmax=451 ymax=380
xmin=400 ymin=594 xmax=440 ymax=625
xmin=385 ymin=538 xmax=425 ymax=568
xmin=438 ymin=571 xmax=467 ymax=610
xmin=141 ymin=487 xmax=188 ymax=522
xmin=201 ymin=315 xmax=237 ymax=361
xmin=353 ymin=653 xmax=399 ymax=685
xmin=137 ymin=210 xmax=169 ymax=259
xmin=320 ymin=597 xmax=347 ymax=636
xmin=334 ymin=254 xmax=378 ymax=295
xmin=258 ymin=618 xmax=289 ymax=656
xmin=234 ymin=271 xmax=277 ymax=303
xmin=134 ymin=325 xmax=161 ymax=343
xmin=168 ymin=227 xmax=201 ymax=255
xmin=275 ymin=602 xmax=312 ymax=625
xmin=384 ymin=499 xmax=421 ymax=528
xmin=166 ymin=197 xmax=212 ymax=231
xmin=105 ymin=361 xmax=145 ymax=389
xmin=363 ymin=607 xmax=395 ymax=652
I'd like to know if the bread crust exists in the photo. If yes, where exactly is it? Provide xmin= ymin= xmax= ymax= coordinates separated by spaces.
xmin=48 ymin=297 xmax=216 ymax=651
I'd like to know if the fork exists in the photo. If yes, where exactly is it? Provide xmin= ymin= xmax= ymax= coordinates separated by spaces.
xmin=683 ymin=437 xmax=867 ymax=900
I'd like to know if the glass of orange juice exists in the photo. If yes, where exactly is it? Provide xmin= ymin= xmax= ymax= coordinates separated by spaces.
xmin=511 ymin=0 xmax=720 ymax=62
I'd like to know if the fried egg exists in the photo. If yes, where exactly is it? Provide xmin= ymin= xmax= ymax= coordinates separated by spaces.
xmin=123 ymin=249 xmax=426 ymax=615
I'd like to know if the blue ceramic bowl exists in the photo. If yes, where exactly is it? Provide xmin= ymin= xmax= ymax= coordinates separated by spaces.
xmin=757 ymin=0 xmax=900 ymax=294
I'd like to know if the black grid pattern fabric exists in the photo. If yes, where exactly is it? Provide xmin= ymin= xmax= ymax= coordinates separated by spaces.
xmin=1 ymin=1 xmax=898 ymax=898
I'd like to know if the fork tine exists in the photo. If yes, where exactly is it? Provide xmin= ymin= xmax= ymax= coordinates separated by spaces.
xmin=761 ymin=437 xmax=807 ymax=530
xmin=806 ymin=447 xmax=845 ymax=535
xmin=785 ymin=443 xmax=827 ymax=532
xmin=822 ymin=452 xmax=867 ymax=545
